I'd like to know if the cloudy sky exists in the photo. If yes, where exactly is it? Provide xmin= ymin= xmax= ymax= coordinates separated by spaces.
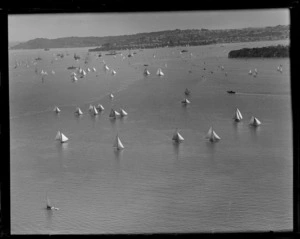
xmin=8 ymin=9 xmax=290 ymax=42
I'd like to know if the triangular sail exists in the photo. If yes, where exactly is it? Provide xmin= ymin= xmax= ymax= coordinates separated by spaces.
xmin=60 ymin=133 xmax=69 ymax=143
xmin=89 ymin=105 xmax=93 ymax=111
xmin=92 ymin=106 xmax=98 ymax=115
xmin=114 ymin=135 xmax=124 ymax=150
xmin=75 ymin=107 xmax=83 ymax=115
xmin=144 ymin=69 xmax=150 ymax=75
xmin=206 ymin=127 xmax=221 ymax=142
xmin=233 ymin=108 xmax=243 ymax=121
xmin=119 ymin=109 xmax=128 ymax=117
xmin=55 ymin=131 xmax=61 ymax=140
xmin=250 ymin=116 xmax=261 ymax=126
xmin=54 ymin=106 xmax=60 ymax=113
xmin=97 ymin=104 xmax=104 ymax=111
xmin=212 ymin=131 xmax=221 ymax=140
xmin=172 ymin=129 xmax=184 ymax=142
xmin=181 ymin=98 xmax=190 ymax=104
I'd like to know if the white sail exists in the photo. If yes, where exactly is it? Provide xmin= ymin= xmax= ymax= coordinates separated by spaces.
xmin=249 ymin=116 xmax=261 ymax=126
xmin=254 ymin=68 xmax=258 ymax=73
xmin=205 ymin=127 xmax=221 ymax=142
xmin=97 ymin=104 xmax=104 ymax=111
xmin=249 ymin=70 xmax=252 ymax=75
xmin=55 ymin=131 xmax=61 ymax=140
xmin=87 ymin=68 xmax=91 ymax=72
xmin=92 ymin=67 xmax=96 ymax=72
xmin=172 ymin=129 xmax=184 ymax=142
xmin=54 ymin=106 xmax=61 ymax=113
xmin=71 ymin=72 xmax=77 ymax=76
xmin=109 ymin=93 xmax=114 ymax=99
xmin=233 ymin=108 xmax=243 ymax=121
xmin=88 ymin=105 xmax=93 ymax=111
xmin=82 ymin=70 xmax=87 ymax=76
xmin=104 ymin=65 xmax=110 ymax=71
xmin=181 ymin=98 xmax=191 ymax=104
xmin=92 ymin=106 xmax=98 ymax=115
xmin=144 ymin=69 xmax=150 ymax=75
xmin=119 ymin=108 xmax=128 ymax=117
xmin=113 ymin=135 xmax=124 ymax=150
xmin=157 ymin=68 xmax=164 ymax=76
xmin=51 ymin=70 xmax=55 ymax=74
xmin=75 ymin=107 xmax=83 ymax=115
xmin=111 ymin=70 xmax=116 ymax=75
xmin=60 ymin=133 xmax=69 ymax=143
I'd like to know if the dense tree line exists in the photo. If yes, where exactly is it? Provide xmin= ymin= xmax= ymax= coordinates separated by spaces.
xmin=228 ymin=45 xmax=289 ymax=58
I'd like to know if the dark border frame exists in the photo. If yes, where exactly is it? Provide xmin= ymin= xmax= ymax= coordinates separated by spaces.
xmin=1 ymin=1 xmax=298 ymax=238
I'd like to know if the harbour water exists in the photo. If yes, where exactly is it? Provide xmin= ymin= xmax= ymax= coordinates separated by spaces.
xmin=10 ymin=40 xmax=292 ymax=234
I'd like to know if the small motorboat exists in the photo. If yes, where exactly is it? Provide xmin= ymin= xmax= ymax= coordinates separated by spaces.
xmin=227 ymin=90 xmax=236 ymax=94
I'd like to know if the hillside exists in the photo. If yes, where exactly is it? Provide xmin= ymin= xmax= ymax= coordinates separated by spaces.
xmin=228 ymin=45 xmax=289 ymax=58
xmin=10 ymin=25 xmax=289 ymax=50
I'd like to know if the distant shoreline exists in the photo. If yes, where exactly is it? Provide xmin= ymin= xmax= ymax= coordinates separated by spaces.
xmin=10 ymin=25 xmax=289 ymax=50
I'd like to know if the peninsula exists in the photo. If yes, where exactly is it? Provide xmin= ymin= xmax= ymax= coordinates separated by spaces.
xmin=228 ymin=45 xmax=289 ymax=58
xmin=10 ymin=25 xmax=289 ymax=51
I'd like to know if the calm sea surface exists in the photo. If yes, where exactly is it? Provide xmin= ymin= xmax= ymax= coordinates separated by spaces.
xmin=10 ymin=40 xmax=292 ymax=234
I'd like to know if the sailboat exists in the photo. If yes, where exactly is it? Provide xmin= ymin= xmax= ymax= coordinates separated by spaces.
xmin=55 ymin=131 xmax=69 ymax=143
xmin=254 ymin=68 xmax=258 ymax=74
xmin=53 ymin=106 xmax=61 ymax=113
xmin=111 ymin=70 xmax=117 ymax=75
xmin=109 ymin=93 xmax=114 ymax=99
xmin=88 ymin=105 xmax=94 ymax=111
xmin=144 ymin=69 xmax=150 ymax=76
xmin=119 ymin=108 xmax=128 ymax=117
xmin=77 ymin=67 xmax=83 ymax=74
xmin=249 ymin=116 xmax=261 ymax=126
xmin=104 ymin=64 xmax=110 ymax=71
xmin=157 ymin=68 xmax=164 ymax=76
xmin=72 ymin=75 xmax=78 ymax=82
xmin=97 ymin=104 xmax=105 ymax=111
xmin=75 ymin=107 xmax=83 ymax=115
xmin=91 ymin=106 xmax=98 ymax=115
xmin=205 ymin=127 xmax=221 ymax=142
xmin=233 ymin=108 xmax=243 ymax=122
xmin=113 ymin=134 xmax=124 ymax=150
xmin=109 ymin=109 xmax=120 ymax=118
xmin=92 ymin=67 xmax=97 ymax=72
xmin=249 ymin=70 xmax=252 ymax=75
xmin=82 ymin=70 xmax=87 ymax=76
xmin=87 ymin=67 xmax=91 ymax=72
xmin=181 ymin=98 xmax=191 ymax=104
xmin=172 ymin=129 xmax=184 ymax=143
xmin=51 ymin=70 xmax=55 ymax=74
xmin=46 ymin=194 xmax=59 ymax=210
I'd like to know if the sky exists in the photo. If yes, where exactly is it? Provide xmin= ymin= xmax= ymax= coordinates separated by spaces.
xmin=8 ymin=9 xmax=290 ymax=42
